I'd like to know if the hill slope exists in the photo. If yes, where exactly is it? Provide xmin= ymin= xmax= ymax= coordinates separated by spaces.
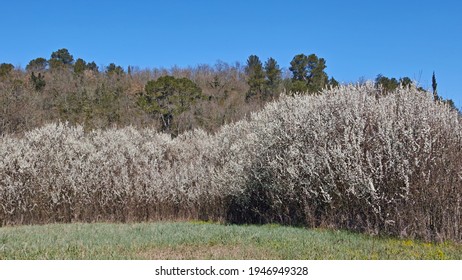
xmin=1 ymin=84 xmax=461 ymax=242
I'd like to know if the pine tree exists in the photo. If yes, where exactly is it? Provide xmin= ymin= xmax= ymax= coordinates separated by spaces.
xmin=73 ymin=58 xmax=87 ymax=74
xmin=264 ymin=57 xmax=281 ymax=99
xmin=49 ymin=48 xmax=74 ymax=70
xmin=26 ymin=58 xmax=48 ymax=72
xmin=289 ymin=54 xmax=309 ymax=82
xmin=245 ymin=55 xmax=265 ymax=100
xmin=138 ymin=76 xmax=203 ymax=132
xmin=0 ymin=63 xmax=14 ymax=77
xmin=307 ymin=54 xmax=328 ymax=93
xmin=289 ymin=53 xmax=329 ymax=93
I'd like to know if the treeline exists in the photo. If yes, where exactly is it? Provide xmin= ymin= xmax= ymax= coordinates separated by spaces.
xmin=0 ymin=48 xmax=457 ymax=135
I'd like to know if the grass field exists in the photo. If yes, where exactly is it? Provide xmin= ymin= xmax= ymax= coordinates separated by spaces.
xmin=0 ymin=221 xmax=461 ymax=260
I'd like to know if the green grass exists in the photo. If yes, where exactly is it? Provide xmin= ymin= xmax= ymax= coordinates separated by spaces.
xmin=0 ymin=221 xmax=461 ymax=259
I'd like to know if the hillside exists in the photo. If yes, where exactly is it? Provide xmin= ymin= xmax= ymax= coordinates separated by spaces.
xmin=0 ymin=84 xmax=461 ymax=242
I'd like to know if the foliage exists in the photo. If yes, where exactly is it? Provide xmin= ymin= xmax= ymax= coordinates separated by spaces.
xmin=244 ymin=56 xmax=283 ymax=101
xmin=328 ymin=77 xmax=339 ymax=88
xmin=263 ymin=57 xmax=282 ymax=99
xmin=375 ymin=74 xmax=399 ymax=93
xmin=306 ymin=54 xmax=328 ymax=92
xmin=106 ymin=63 xmax=124 ymax=76
xmin=1 ymin=85 xmax=461 ymax=243
xmin=244 ymin=55 xmax=265 ymax=100
xmin=288 ymin=53 xmax=329 ymax=93
xmin=0 ymin=58 xmax=251 ymax=135
xmin=289 ymin=54 xmax=309 ymax=82
xmin=0 ymin=63 xmax=14 ymax=77
xmin=30 ymin=72 xmax=46 ymax=91
xmin=74 ymin=59 xmax=99 ymax=74
xmin=49 ymin=48 xmax=74 ymax=70
xmin=399 ymin=76 xmax=412 ymax=87
xmin=138 ymin=75 xmax=203 ymax=132
xmin=26 ymin=58 xmax=48 ymax=72
xmin=432 ymin=71 xmax=438 ymax=100
xmin=86 ymin=61 xmax=98 ymax=72
xmin=73 ymin=58 xmax=87 ymax=74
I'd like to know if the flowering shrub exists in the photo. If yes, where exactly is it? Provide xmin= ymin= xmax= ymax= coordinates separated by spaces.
xmin=1 ymin=84 xmax=461 ymax=242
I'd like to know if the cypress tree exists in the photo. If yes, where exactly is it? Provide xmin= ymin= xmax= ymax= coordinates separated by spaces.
xmin=432 ymin=71 xmax=438 ymax=101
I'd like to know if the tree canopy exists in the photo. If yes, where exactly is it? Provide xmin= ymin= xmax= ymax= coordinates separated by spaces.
xmin=1 ymin=48 xmax=459 ymax=136
xmin=288 ymin=53 xmax=329 ymax=93
xmin=49 ymin=48 xmax=74 ymax=70
xmin=26 ymin=58 xmax=48 ymax=72
xmin=0 ymin=63 xmax=14 ymax=77
xmin=245 ymin=55 xmax=265 ymax=100
xmin=106 ymin=63 xmax=124 ymax=75
xmin=264 ymin=57 xmax=282 ymax=99
xmin=138 ymin=75 xmax=203 ymax=133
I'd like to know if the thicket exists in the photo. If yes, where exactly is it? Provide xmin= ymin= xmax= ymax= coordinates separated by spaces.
xmin=1 ymin=84 xmax=461 ymax=242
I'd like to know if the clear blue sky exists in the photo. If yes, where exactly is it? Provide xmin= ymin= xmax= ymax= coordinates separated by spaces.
xmin=1 ymin=0 xmax=461 ymax=108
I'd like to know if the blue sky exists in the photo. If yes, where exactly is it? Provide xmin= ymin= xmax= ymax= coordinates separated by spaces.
xmin=1 ymin=0 xmax=461 ymax=108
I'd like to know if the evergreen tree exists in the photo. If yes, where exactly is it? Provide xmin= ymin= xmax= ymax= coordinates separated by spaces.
xmin=375 ymin=74 xmax=398 ymax=93
xmin=73 ymin=58 xmax=87 ymax=74
xmin=264 ymin=57 xmax=281 ymax=99
xmin=432 ymin=71 xmax=438 ymax=101
xmin=138 ymin=76 xmax=203 ymax=132
xmin=245 ymin=55 xmax=265 ymax=100
xmin=0 ymin=63 xmax=14 ymax=77
xmin=399 ymin=77 xmax=412 ymax=88
xmin=307 ymin=54 xmax=328 ymax=93
xmin=106 ymin=63 xmax=124 ymax=75
xmin=328 ymin=77 xmax=339 ymax=88
xmin=289 ymin=54 xmax=309 ymax=82
xmin=49 ymin=48 xmax=74 ymax=70
xmin=86 ymin=61 xmax=98 ymax=72
xmin=289 ymin=53 xmax=329 ymax=93
xmin=26 ymin=58 xmax=48 ymax=72
xmin=30 ymin=72 xmax=46 ymax=91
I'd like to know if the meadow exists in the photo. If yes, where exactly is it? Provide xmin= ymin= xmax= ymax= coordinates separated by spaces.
xmin=1 ymin=84 xmax=461 ymax=245
xmin=1 ymin=221 xmax=461 ymax=260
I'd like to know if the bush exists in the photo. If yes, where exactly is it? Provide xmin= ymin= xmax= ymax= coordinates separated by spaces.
xmin=1 ymin=84 xmax=461 ymax=242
